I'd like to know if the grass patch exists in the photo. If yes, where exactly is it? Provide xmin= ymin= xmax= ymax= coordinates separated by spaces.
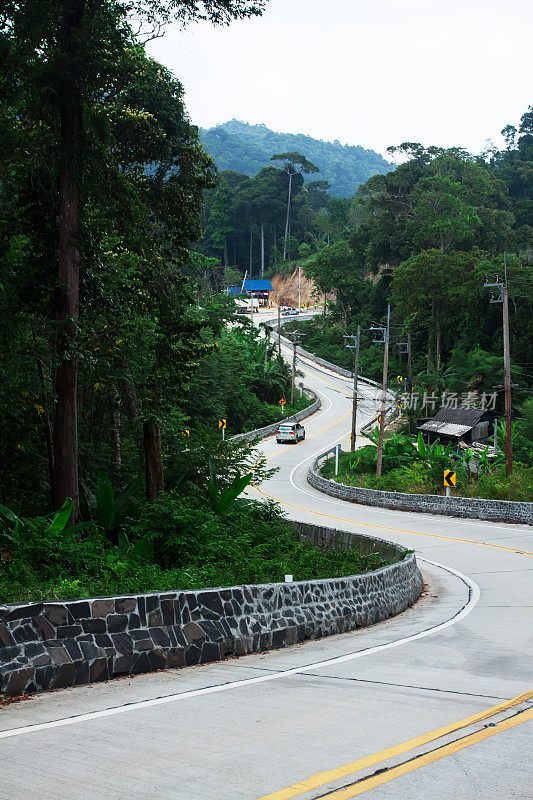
xmin=321 ymin=449 xmax=533 ymax=502
xmin=0 ymin=496 xmax=395 ymax=605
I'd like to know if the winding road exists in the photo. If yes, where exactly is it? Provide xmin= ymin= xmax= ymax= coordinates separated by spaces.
xmin=0 ymin=313 xmax=531 ymax=799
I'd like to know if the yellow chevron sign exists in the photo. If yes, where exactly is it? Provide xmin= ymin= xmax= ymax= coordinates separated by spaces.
xmin=444 ymin=470 xmax=456 ymax=487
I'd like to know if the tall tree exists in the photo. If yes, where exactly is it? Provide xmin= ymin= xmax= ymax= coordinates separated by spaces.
xmin=1 ymin=0 xmax=267 ymax=521
xmin=271 ymin=152 xmax=318 ymax=260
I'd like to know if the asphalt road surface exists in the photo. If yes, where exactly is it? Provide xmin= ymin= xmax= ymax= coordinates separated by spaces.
xmin=1 ymin=317 xmax=531 ymax=800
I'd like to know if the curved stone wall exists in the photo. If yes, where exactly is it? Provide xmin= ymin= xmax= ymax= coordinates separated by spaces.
xmin=0 ymin=523 xmax=423 ymax=695
xmin=308 ymin=458 xmax=532 ymax=525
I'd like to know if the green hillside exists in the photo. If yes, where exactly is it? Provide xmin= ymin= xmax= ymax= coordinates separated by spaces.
xmin=200 ymin=120 xmax=393 ymax=197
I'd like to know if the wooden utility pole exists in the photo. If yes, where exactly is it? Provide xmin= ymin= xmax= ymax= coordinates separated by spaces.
xmin=502 ymin=283 xmax=513 ymax=475
xmin=376 ymin=305 xmax=390 ymax=477
xmin=344 ymin=327 xmax=360 ymax=453
xmin=351 ymin=326 xmax=361 ymax=452
xmin=407 ymin=333 xmax=413 ymax=391
xmin=263 ymin=325 xmax=270 ymax=373
xmin=291 ymin=339 xmax=297 ymax=405
xmin=484 ymin=257 xmax=513 ymax=475
xmin=285 ymin=329 xmax=303 ymax=405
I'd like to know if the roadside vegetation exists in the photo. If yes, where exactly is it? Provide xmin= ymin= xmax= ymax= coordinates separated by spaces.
xmin=1 ymin=1 xmax=530 ymax=604
xmin=0 ymin=470 xmax=393 ymax=605
xmin=321 ymin=424 xmax=533 ymax=502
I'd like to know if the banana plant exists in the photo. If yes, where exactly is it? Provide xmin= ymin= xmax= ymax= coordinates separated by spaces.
xmin=206 ymin=457 xmax=253 ymax=515
xmin=95 ymin=470 xmax=143 ymax=539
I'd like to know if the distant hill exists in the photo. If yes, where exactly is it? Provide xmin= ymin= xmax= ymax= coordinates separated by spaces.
xmin=200 ymin=120 xmax=394 ymax=198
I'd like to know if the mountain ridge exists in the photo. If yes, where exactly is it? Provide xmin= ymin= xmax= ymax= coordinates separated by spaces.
xmin=200 ymin=119 xmax=394 ymax=197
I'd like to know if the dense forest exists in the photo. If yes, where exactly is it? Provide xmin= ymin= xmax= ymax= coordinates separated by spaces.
xmin=300 ymin=124 xmax=532 ymax=399
xmin=0 ymin=1 xmax=531 ymax=603
xmin=200 ymin=120 xmax=393 ymax=198
xmin=199 ymin=113 xmax=532 ymax=414
xmin=0 ymin=0 xmax=291 ymax=525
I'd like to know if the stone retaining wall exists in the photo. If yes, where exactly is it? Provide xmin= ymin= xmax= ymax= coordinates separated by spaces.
xmin=308 ymin=459 xmax=532 ymax=525
xmin=0 ymin=523 xmax=422 ymax=695
xmin=231 ymin=388 xmax=320 ymax=443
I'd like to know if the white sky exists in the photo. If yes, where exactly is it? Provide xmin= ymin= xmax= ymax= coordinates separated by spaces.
xmin=147 ymin=0 xmax=532 ymax=158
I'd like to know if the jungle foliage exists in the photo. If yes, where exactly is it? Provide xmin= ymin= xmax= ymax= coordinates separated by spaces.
xmin=273 ymin=110 xmax=533 ymax=415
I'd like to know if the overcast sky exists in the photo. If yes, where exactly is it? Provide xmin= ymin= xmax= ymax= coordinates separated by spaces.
xmin=147 ymin=0 xmax=532 ymax=158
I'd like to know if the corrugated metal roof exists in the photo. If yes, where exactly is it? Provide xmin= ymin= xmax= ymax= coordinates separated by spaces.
xmin=432 ymin=406 xmax=486 ymax=426
xmin=418 ymin=421 xmax=472 ymax=437
xmin=227 ymin=280 xmax=273 ymax=294
xmin=243 ymin=279 xmax=273 ymax=291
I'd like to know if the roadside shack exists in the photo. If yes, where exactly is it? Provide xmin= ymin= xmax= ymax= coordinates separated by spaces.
xmin=417 ymin=406 xmax=498 ymax=447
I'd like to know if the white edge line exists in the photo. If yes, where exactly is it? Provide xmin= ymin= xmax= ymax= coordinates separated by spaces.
xmin=0 ymin=560 xmax=478 ymax=740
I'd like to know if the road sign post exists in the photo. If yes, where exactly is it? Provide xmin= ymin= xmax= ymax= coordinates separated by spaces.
xmin=218 ymin=418 xmax=226 ymax=440
xmin=444 ymin=470 xmax=456 ymax=497
xmin=279 ymin=398 xmax=286 ymax=416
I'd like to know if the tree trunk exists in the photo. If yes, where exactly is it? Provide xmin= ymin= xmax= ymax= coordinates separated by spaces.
xmin=260 ymin=218 xmax=265 ymax=277
xmin=223 ymin=239 xmax=229 ymax=269
xmin=435 ymin=303 xmax=441 ymax=370
xmin=52 ymin=0 xmax=85 ymax=521
xmin=110 ymin=385 xmax=121 ymax=475
xmin=249 ymin=222 xmax=253 ymax=276
xmin=283 ymin=171 xmax=293 ymax=261
xmin=143 ymin=419 xmax=163 ymax=502
xmin=35 ymin=352 xmax=54 ymax=501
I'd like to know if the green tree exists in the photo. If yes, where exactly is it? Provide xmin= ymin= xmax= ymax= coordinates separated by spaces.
xmin=271 ymin=152 xmax=319 ymax=260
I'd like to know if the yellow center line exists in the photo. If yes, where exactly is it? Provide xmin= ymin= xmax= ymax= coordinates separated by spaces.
xmin=263 ymin=411 xmax=351 ymax=463
xmin=299 ymin=367 xmax=352 ymax=397
xmin=252 ymin=484 xmax=533 ymax=559
xmin=256 ymin=690 xmax=533 ymax=800
xmin=315 ymin=706 xmax=533 ymax=799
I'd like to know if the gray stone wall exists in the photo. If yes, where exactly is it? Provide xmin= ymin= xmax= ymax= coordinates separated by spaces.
xmin=0 ymin=523 xmax=422 ymax=695
xmin=230 ymin=388 xmax=321 ymax=443
xmin=308 ymin=459 xmax=532 ymax=525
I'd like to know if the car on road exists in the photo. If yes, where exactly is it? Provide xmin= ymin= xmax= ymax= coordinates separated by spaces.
xmin=276 ymin=422 xmax=306 ymax=443
xmin=280 ymin=306 xmax=302 ymax=316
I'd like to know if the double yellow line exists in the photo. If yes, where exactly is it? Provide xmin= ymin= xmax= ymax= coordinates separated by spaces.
xmin=254 ymin=484 xmax=533 ymax=559
xmin=257 ymin=690 xmax=533 ymax=799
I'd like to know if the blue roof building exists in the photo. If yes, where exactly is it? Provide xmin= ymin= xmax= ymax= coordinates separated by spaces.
xmin=227 ymin=279 xmax=273 ymax=295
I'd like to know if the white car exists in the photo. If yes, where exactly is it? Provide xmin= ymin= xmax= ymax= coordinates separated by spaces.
xmin=276 ymin=422 xmax=306 ymax=443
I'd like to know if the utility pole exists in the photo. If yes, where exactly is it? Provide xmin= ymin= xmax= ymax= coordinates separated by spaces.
xmin=263 ymin=324 xmax=270 ymax=373
xmin=502 ymin=277 xmax=513 ymax=476
xmin=484 ymin=260 xmax=513 ymax=474
xmin=407 ymin=333 xmax=413 ymax=391
xmin=298 ymin=265 xmax=302 ymax=313
xmin=277 ymin=304 xmax=281 ymax=355
xmin=285 ymin=329 xmax=303 ymax=405
xmin=344 ymin=327 xmax=360 ymax=452
xmin=372 ymin=305 xmax=390 ymax=477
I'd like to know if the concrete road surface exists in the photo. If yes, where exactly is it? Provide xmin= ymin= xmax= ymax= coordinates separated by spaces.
xmin=1 ymin=337 xmax=531 ymax=800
